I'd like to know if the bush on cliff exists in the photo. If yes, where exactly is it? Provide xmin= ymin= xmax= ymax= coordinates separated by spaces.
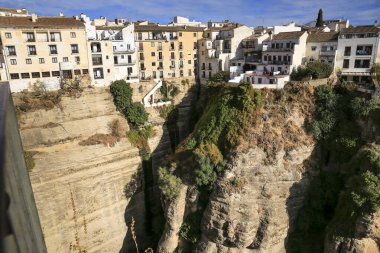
xmin=290 ymin=61 xmax=332 ymax=81
xmin=126 ymin=102 xmax=149 ymax=127
xmin=110 ymin=80 xmax=133 ymax=111
xmin=158 ymin=167 xmax=182 ymax=200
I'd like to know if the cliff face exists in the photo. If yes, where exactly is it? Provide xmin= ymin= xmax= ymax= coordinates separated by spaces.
xmin=199 ymin=146 xmax=316 ymax=253
xmin=17 ymin=88 xmax=145 ymax=253
xmin=157 ymin=83 xmax=380 ymax=253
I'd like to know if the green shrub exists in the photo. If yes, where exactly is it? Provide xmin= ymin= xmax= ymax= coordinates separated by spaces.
xmin=310 ymin=85 xmax=339 ymax=140
xmin=158 ymin=167 xmax=182 ymax=200
xmin=350 ymin=97 xmax=377 ymax=118
xmin=125 ymin=102 xmax=149 ymax=126
xmin=159 ymin=104 xmax=176 ymax=119
xmin=24 ymin=151 xmax=37 ymax=172
xmin=110 ymin=80 xmax=133 ymax=111
xmin=306 ymin=61 xmax=333 ymax=79
xmin=290 ymin=61 xmax=332 ymax=81
xmin=179 ymin=211 xmax=202 ymax=244
xmin=127 ymin=125 xmax=154 ymax=148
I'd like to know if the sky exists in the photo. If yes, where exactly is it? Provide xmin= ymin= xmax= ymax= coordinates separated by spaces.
xmin=2 ymin=0 xmax=380 ymax=27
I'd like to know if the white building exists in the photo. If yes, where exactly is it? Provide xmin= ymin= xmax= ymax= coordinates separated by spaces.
xmin=0 ymin=7 xmax=29 ymax=17
xmin=168 ymin=16 xmax=205 ymax=27
xmin=335 ymin=25 xmax=380 ymax=85
xmin=306 ymin=31 xmax=339 ymax=66
xmin=82 ymin=15 xmax=139 ymax=86
xmin=261 ymin=31 xmax=308 ymax=75
xmin=198 ymin=24 xmax=254 ymax=84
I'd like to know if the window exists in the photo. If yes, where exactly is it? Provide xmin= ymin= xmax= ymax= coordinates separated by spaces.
xmin=52 ymin=57 xmax=58 ymax=63
xmin=32 ymin=72 xmax=40 ymax=78
xmin=52 ymin=71 xmax=60 ymax=77
xmin=26 ymin=58 xmax=32 ymax=64
xmin=160 ymin=71 xmax=163 ymax=78
xmin=188 ymin=60 xmax=191 ymax=64
xmin=63 ymin=57 xmax=68 ymax=62
xmin=24 ymin=32 xmax=35 ymax=42
xmin=202 ymin=71 xmax=205 ymax=78
xmin=179 ymin=42 xmax=183 ymax=50
xmin=151 ymin=52 xmax=155 ymax=57
xmin=179 ymin=52 xmax=183 ymax=59
xmin=7 ymin=46 xmax=16 ymax=56
xmin=39 ymin=58 xmax=45 ymax=64
xmin=5 ymin=32 xmax=11 ymax=38
xmin=70 ymin=32 xmax=76 ymax=38
xmin=71 ymin=44 xmax=79 ymax=54
xmin=264 ymin=55 xmax=267 ymax=61
xmin=139 ymin=53 xmax=144 ymax=60
xmin=74 ymin=69 xmax=81 ymax=75
xmin=158 ymin=52 xmax=163 ymax=60
xmin=121 ymin=55 xmax=124 ymax=59
xmin=354 ymin=59 xmax=370 ymax=68
xmin=343 ymin=59 xmax=350 ymax=68
xmin=27 ymin=45 xmax=37 ymax=55
xmin=171 ymin=52 xmax=175 ymax=59
xmin=194 ymin=42 xmax=197 ymax=49
xmin=188 ymin=69 xmax=192 ymax=76
xmin=75 ymin=56 xmax=80 ymax=63
xmin=208 ymin=72 xmax=211 ymax=78
xmin=344 ymin=46 xmax=351 ymax=56
xmin=10 ymin=59 xmax=17 ymax=65
xmin=258 ymin=78 xmax=262 ymax=83
xmin=356 ymin=45 xmax=372 ymax=55
xmin=193 ymin=33 xmax=196 ymax=37
xmin=153 ymin=71 xmax=156 ymax=78
xmin=311 ymin=46 xmax=317 ymax=51
xmin=107 ymin=69 xmax=110 ymax=73
xmin=10 ymin=73 xmax=19 ymax=79
xmin=49 ymin=45 xmax=58 ymax=54
xmin=50 ymin=32 xmax=61 ymax=42
xmin=82 ymin=69 xmax=89 ymax=74
xmin=170 ymin=42 xmax=175 ymax=50
xmin=179 ymin=32 xmax=182 ymax=37
xmin=152 ymin=62 xmax=156 ymax=66
xmin=42 ymin=72 xmax=50 ymax=77
xmin=21 ymin=73 xmax=30 ymax=79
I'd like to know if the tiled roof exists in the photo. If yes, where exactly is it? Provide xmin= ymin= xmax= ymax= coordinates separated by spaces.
xmin=135 ymin=24 xmax=204 ymax=32
xmin=307 ymin=31 xmax=338 ymax=42
xmin=0 ymin=8 xmax=28 ymax=15
xmin=0 ymin=16 xmax=84 ymax=28
xmin=272 ymin=31 xmax=305 ymax=40
xmin=341 ymin=25 xmax=380 ymax=34
xmin=96 ymin=26 xmax=123 ymax=30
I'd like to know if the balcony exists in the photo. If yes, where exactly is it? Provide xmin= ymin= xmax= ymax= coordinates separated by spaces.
xmin=25 ymin=38 xmax=35 ymax=42
xmin=158 ymin=46 xmax=162 ymax=51
xmin=8 ymin=52 xmax=16 ymax=56
xmin=113 ymin=48 xmax=135 ymax=54
xmin=92 ymin=57 xmax=103 ymax=66
xmin=266 ymin=61 xmax=291 ymax=65
xmin=50 ymin=51 xmax=58 ymax=55
xmin=179 ymin=46 xmax=183 ymax=50
xmin=356 ymin=50 xmax=372 ymax=56
xmin=170 ymin=65 xmax=175 ymax=69
xmin=114 ymin=61 xmax=136 ymax=66
xmin=319 ymin=50 xmax=335 ymax=56
xmin=71 ymin=50 xmax=79 ymax=54
xmin=138 ymin=47 xmax=144 ymax=51
xmin=179 ymin=65 xmax=184 ymax=69
xmin=265 ymin=47 xmax=293 ymax=52
xmin=223 ymin=49 xmax=231 ymax=54
xmin=158 ymin=66 xmax=163 ymax=70
xmin=170 ymin=47 xmax=175 ymax=51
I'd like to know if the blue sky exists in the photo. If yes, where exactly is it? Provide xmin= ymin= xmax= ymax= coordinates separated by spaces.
xmin=2 ymin=0 xmax=380 ymax=27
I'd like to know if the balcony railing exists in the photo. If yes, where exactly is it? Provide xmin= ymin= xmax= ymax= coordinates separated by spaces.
xmin=114 ymin=61 xmax=136 ymax=66
xmin=356 ymin=50 xmax=372 ymax=56
xmin=92 ymin=60 xmax=103 ymax=66
xmin=170 ymin=65 xmax=175 ymax=69
xmin=113 ymin=48 xmax=135 ymax=54
xmin=266 ymin=61 xmax=291 ymax=65
xmin=50 ymin=51 xmax=58 ymax=55
xmin=223 ymin=49 xmax=231 ymax=53
xmin=266 ymin=47 xmax=293 ymax=52
xmin=25 ymin=38 xmax=35 ymax=42
xmin=91 ymin=49 xmax=101 ymax=53
xmin=8 ymin=52 xmax=16 ymax=56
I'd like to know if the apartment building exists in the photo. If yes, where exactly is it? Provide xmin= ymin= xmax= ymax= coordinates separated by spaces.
xmin=0 ymin=7 xmax=29 ymax=17
xmin=198 ymin=24 xmax=254 ymax=83
xmin=168 ymin=16 xmax=205 ymax=27
xmin=135 ymin=24 xmax=204 ymax=81
xmin=229 ymin=31 xmax=308 ymax=88
xmin=306 ymin=31 xmax=338 ymax=65
xmin=335 ymin=25 xmax=380 ymax=85
xmin=261 ymin=31 xmax=308 ymax=74
xmin=80 ymin=14 xmax=138 ymax=86
xmin=0 ymin=14 xmax=90 ymax=92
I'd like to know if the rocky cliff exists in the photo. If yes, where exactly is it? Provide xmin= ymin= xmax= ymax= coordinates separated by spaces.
xmin=157 ymin=82 xmax=380 ymax=253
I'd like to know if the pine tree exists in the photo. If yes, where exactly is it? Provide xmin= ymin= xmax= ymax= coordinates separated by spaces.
xmin=316 ymin=9 xmax=324 ymax=27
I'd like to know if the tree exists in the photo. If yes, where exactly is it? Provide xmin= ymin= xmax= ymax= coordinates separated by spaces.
xmin=125 ymin=102 xmax=149 ymax=126
xmin=316 ymin=9 xmax=324 ymax=27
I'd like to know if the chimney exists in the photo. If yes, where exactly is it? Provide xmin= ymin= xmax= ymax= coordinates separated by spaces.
xmin=59 ymin=12 xmax=64 ymax=17
xmin=269 ymin=31 xmax=273 ymax=40
xmin=374 ymin=20 xmax=379 ymax=27
xmin=31 ymin=13 xmax=37 ymax=22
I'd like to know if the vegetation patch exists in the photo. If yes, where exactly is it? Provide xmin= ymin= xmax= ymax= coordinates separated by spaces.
xmin=78 ymin=134 xmax=119 ymax=147
xmin=24 ymin=151 xmax=39 ymax=172
xmin=157 ymin=167 xmax=182 ymax=200
xmin=290 ymin=61 xmax=332 ymax=81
